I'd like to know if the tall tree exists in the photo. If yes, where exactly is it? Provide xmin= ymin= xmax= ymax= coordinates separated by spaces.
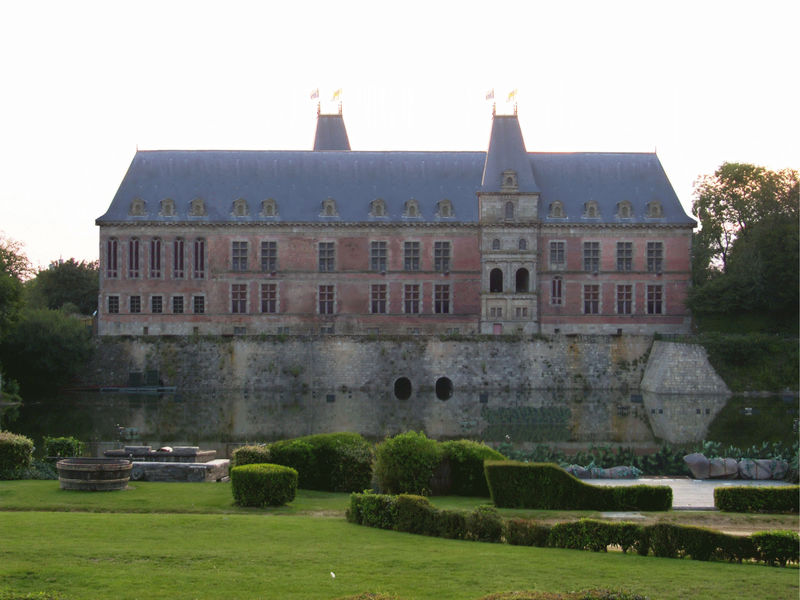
xmin=26 ymin=258 xmax=99 ymax=315
xmin=0 ymin=236 xmax=31 ymax=337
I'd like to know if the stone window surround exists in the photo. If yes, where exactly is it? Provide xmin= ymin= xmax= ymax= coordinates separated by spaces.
xmin=369 ymin=239 xmax=388 ymax=272
xmin=231 ymin=239 xmax=249 ymax=272
xmin=616 ymin=241 xmax=633 ymax=272
xmin=369 ymin=283 xmax=388 ymax=314
xmin=403 ymin=240 xmax=420 ymax=271
xmin=231 ymin=283 xmax=248 ymax=314
xmin=318 ymin=240 xmax=335 ymax=272
xmin=318 ymin=283 xmax=336 ymax=315
xmin=260 ymin=240 xmax=278 ymax=273
xmin=583 ymin=240 xmax=600 ymax=273
xmin=433 ymin=240 xmax=451 ymax=273
xmin=615 ymin=283 xmax=634 ymax=315
xmin=107 ymin=294 xmax=120 ymax=314
xmin=403 ymin=283 xmax=421 ymax=314
xmin=192 ymin=294 xmax=206 ymax=314
xmin=172 ymin=295 xmax=184 ymax=314
xmin=550 ymin=276 xmax=563 ymax=306
xmin=260 ymin=282 xmax=279 ymax=314
xmin=582 ymin=283 xmax=600 ymax=315
xmin=646 ymin=240 xmax=664 ymax=273
xmin=549 ymin=239 xmax=566 ymax=269
xmin=647 ymin=283 xmax=665 ymax=315
xmin=150 ymin=294 xmax=163 ymax=314
xmin=433 ymin=283 xmax=451 ymax=314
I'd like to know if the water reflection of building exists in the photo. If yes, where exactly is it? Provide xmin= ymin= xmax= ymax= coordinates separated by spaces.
xmin=97 ymin=105 xmax=694 ymax=337
xmin=643 ymin=393 xmax=730 ymax=444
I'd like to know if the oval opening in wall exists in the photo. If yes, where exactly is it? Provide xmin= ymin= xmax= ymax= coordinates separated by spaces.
xmin=394 ymin=377 xmax=412 ymax=400
xmin=435 ymin=377 xmax=453 ymax=400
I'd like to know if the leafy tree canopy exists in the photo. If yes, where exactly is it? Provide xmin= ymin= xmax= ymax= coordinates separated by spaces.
xmin=26 ymin=258 xmax=99 ymax=315
xmin=0 ymin=235 xmax=31 ymax=336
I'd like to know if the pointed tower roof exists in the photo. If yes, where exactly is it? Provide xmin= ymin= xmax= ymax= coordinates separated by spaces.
xmin=313 ymin=109 xmax=351 ymax=151
xmin=480 ymin=112 xmax=539 ymax=193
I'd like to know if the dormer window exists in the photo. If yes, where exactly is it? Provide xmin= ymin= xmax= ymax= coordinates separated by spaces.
xmin=646 ymin=200 xmax=663 ymax=218
xmin=617 ymin=201 xmax=633 ymax=219
xmin=261 ymin=198 xmax=278 ymax=217
xmin=129 ymin=198 xmax=146 ymax=216
xmin=321 ymin=198 xmax=338 ymax=217
xmin=189 ymin=198 xmax=206 ymax=217
xmin=437 ymin=199 xmax=453 ymax=218
xmin=549 ymin=201 xmax=565 ymax=218
xmin=501 ymin=169 xmax=518 ymax=191
xmin=159 ymin=198 xmax=175 ymax=217
xmin=404 ymin=199 xmax=420 ymax=218
xmin=370 ymin=198 xmax=387 ymax=217
xmin=583 ymin=201 xmax=599 ymax=218
xmin=504 ymin=201 xmax=515 ymax=220
xmin=232 ymin=198 xmax=249 ymax=217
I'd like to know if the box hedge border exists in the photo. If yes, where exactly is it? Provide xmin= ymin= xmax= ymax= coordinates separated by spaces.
xmin=714 ymin=485 xmax=799 ymax=514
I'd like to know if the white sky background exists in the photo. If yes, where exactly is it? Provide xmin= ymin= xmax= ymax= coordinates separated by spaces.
xmin=0 ymin=0 xmax=797 ymax=269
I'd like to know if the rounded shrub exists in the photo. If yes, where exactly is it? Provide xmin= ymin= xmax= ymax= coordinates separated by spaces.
xmin=466 ymin=505 xmax=504 ymax=543
xmin=230 ymin=463 xmax=297 ymax=507
xmin=440 ymin=439 xmax=505 ymax=497
xmin=43 ymin=436 xmax=85 ymax=458
xmin=0 ymin=431 xmax=34 ymax=478
xmin=375 ymin=431 xmax=442 ymax=495
xmin=231 ymin=445 xmax=271 ymax=467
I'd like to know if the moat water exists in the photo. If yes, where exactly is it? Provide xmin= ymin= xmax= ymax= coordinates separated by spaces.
xmin=4 ymin=389 xmax=796 ymax=458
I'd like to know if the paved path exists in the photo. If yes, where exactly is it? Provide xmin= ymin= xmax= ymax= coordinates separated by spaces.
xmin=589 ymin=477 xmax=794 ymax=510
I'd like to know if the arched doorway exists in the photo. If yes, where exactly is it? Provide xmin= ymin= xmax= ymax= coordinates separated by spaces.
xmin=490 ymin=268 xmax=503 ymax=293
xmin=515 ymin=268 xmax=529 ymax=293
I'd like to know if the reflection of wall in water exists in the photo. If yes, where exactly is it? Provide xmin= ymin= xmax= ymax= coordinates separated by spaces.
xmin=643 ymin=393 xmax=729 ymax=444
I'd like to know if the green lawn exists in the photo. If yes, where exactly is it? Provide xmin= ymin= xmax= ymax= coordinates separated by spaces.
xmin=0 ymin=481 xmax=797 ymax=600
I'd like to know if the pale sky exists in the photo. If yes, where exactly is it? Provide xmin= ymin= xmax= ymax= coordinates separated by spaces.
xmin=1 ymin=0 xmax=797 ymax=270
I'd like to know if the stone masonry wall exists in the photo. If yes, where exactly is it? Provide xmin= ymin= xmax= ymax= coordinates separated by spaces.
xmin=641 ymin=341 xmax=729 ymax=395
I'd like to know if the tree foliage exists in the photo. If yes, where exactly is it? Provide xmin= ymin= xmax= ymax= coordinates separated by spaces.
xmin=0 ymin=236 xmax=31 ymax=342
xmin=26 ymin=258 xmax=99 ymax=315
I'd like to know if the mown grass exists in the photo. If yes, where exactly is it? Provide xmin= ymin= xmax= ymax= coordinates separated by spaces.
xmin=0 ymin=482 xmax=798 ymax=600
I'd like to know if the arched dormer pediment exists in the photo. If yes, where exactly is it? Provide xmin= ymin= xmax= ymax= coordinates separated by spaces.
xmin=403 ymin=199 xmax=420 ymax=218
xmin=129 ymin=198 xmax=146 ymax=217
xmin=189 ymin=197 xmax=207 ymax=217
xmin=616 ymin=200 xmax=633 ymax=219
xmin=260 ymin=198 xmax=278 ymax=217
xmin=583 ymin=201 xmax=600 ymax=219
xmin=159 ymin=198 xmax=175 ymax=217
xmin=646 ymin=200 xmax=664 ymax=218
xmin=437 ymin=199 xmax=453 ymax=218
xmin=549 ymin=201 xmax=566 ymax=219
xmin=370 ymin=198 xmax=387 ymax=217
xmin=321 ymin=198 xmax=339 ymax=217
xmin=232 ymin=198 xmax=249 ymax=217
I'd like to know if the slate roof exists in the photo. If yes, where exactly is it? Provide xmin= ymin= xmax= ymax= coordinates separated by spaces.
xmin=97 ymin=115 xmax=694 ymax=227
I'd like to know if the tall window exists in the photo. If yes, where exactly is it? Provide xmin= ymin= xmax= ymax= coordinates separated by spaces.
xmin=434 ymin=241 xmax=450 ymax=272
xmin=518 ymin=238 xmax=527 ymax=250
xmin=617 ymin=284 xmax=632 ymax=315
xmin=173 ymin=238 xmax=185 ymax=279
xmin=319 ymin=242 xmax=334 ymax=272
xmin=403 ymin=241 xmax=420 ymax=271
xmin=647 ymin=285 xmax=663 ymax=314
xmin=231 ymin=284 xmax=247 ymax=313
xmin=551 ymin=277 xmax=563 ymax=305
xmin=370 ymin=284 xmax=387 ymax=314
xmin=434 ymin=285 xmax=450 ymax=314
xmin=130 ymin=295 xmax=141 ymax=314
xmin=490 ymin=268 xmax=503 ymax=293
xmin=149 ymin=238 xmax=162 ymax=278
xmin=232 ymin=241 xmax=248 ymax=272
xmin=172 ymin=296 xmax=184 ymax=314
xmin=616 ymin=242 xmax=632 ymax=272
xmin=106 ymin=238 xmax=118 ymax=278
xmin=108 ymin=295 xmax=119 ymax=314
xmin=193 ymin=295 xmax=205 ymax=314
xmin=260 ymin=241 xmax=277 ymax=272
xmin=318 ymin=285 xmax=334 ymax=314
xmin=404 ymin=284 xmax=420 ymax=314
xmin=370 ymin=241 xmax=387 ymax=272
xmin=583 ymin=285 xmax=599 ymax=314
xmin=549 ymin=241 xmax=565 ymax=268
xmin=647 ymin=242 xmax=663 ymax=273
xmin=504 ymin=201 xmax=515 ymax=219
xmin=128 ymin=238 xmax=140 ymax=278
xmin=260 ymin=283 xmax=277 ymax=313
xmin=193 ymin=239 xmax=205 ymax=279
xmin=151 ymin=295 xmax=163 ymax=314
xmin=583 ymin=242 xmax=600 ymax=272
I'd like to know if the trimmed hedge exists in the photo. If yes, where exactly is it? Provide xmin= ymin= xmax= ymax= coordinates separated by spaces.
xmin=714 ymin=485 xmax=799 ymax=514
xmin=375 ymin=431 xmax=442 ymax=495
xmin=439 ymin=439 xmax=505 ymax=496
xmin=231 ymin=445 xmax=271 ymax=467
xmin=43 ymin=436 xmax=85 ymax=458
xmin=751 ymin=531 xmax=800 ymax=566
xmin=230 ymin=463 xmax=297 ymax=507
xmin=484 ymin=462 xmax=671 ymax=511
xmin=0 ymin=431 xmax=34 ymax=478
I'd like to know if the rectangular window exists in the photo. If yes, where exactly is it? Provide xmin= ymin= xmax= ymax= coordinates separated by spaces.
xmin=616 ymin=284 xmax=632 ymax=315
xmin=231 ymin=284 xmax=247 ymax=313
xmin=583 ymin=242 xmax=599 ymax=272
xmin=149 ymin=238 xmax=162 ymax=278
xmin=370 ymin=241 xmax=387 ymax=272
xmin=260 ymin=241 xmax=277 ymax=272
xmin=551 ymin=277 xmax=563 ymax=305
xmin=318 ymin=242 xmax=334 ymax=272
xmin=129 ymin=295 xmax=141 ymax=314
xmin=370 ymin=284 xmax=387 ymax=314
xmin=647 ymin=284 xmax=663 ymax=314
xmin=318 ymin=285 xmax=334 ymax=314
xmin=515 ymin=307 xmax=528 ymax=318
xmin=232 ymin=241 xmax=248 ymax=272
xmin=490 ymin=306 xmax=502 ymax=317
xmin=106 ymin=239 xmax=118 ymax=278
xmin=434 ymin=284 xmax=450 ymax=314
xmin=616 ymin=242 xmax=632 ymax=272
xmin=108 ymin=295 xmax=119 ymax=314
xmin=128 ymin=238 xmax=140 ymax=278
xmin=404 ymin=241 xmax=420 ymax=271
xmin=434 ymin=241 xmax=451 ymax=272
xmin=193 ymin=239 xmax=205 ymax=279
xmin=549 ymin=241 xmax=565 ymax=268
xmin=193 ymin=295 xmax=205 ymax=314
xmin=260 ymin=283 xmax=277 ymax=314
xmin=172 ymin=296 xmax=184 ymax=314
xmin=647 ymin=242 xmax=663 ymax=273
xmin=583 ymin=284 xmax=599 ymax=314
xmin=173 ymin=238 xmax=185 ymax=279
xmin=151 ymin=295 xmax=163 ymax=314
xmin=404 ymin=284 xmax=420 ymax=314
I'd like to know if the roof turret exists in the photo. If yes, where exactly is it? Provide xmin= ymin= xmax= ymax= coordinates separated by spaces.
xmin=480 ymin=111 xmax=539 ymax=194
xmin=313 ymin=107 xmax=351 ymax=151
